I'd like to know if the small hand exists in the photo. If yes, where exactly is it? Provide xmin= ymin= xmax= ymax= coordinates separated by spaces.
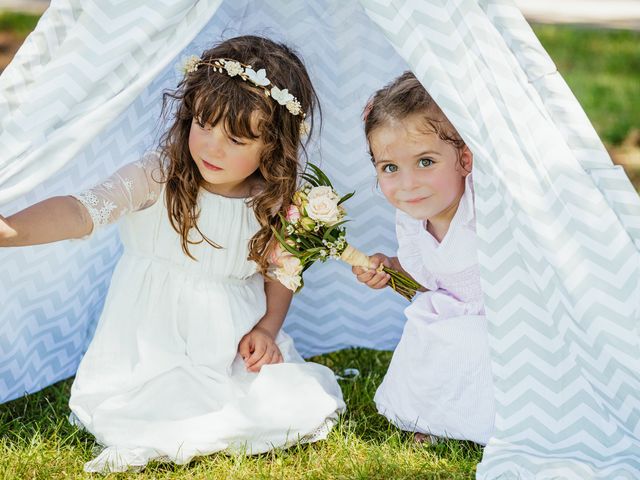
xmin=0 ymin=215 xmax=15 ymax=245
xmin=238 ymin=326 xmax=284 ymax=373
xmin=351 ymin=252 xmax=392 ymax=289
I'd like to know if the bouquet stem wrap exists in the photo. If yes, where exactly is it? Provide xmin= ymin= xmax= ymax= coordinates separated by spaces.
xmin=340 ymin=245 xmax=421 ymax=301
xmin=339 ymin=245 xmax=373 ymax=269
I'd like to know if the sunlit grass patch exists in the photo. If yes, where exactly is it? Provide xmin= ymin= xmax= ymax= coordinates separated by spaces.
xmin=0 ymin=348 xmax=482 ymax=479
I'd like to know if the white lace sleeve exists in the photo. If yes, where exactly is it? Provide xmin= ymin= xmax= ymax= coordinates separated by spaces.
xmin=71 ymin=152 xmax=164 ymax=233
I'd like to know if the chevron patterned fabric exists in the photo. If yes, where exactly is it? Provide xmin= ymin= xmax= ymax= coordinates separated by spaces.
xmin=1 ymin=0 xmax=639 ymax=478
xmin=360 ymin=0 xmax=640 ymax=477
xmin=0 ymin=0 xmax=409 ymax=402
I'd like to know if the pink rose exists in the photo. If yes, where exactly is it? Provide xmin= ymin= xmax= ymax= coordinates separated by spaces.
xmin=285 ymin=204 xmax=301 ymax=223
xmin=269 ymin=243 xmax=286 ymax=266
xmin=269 ymin=240 xmax=297 ymax=267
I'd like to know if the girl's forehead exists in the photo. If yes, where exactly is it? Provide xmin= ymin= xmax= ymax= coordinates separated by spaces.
xmin=193 ymin=100 xmax=264 ymax=138
xmin=371 ymin=119 xmax=440 ymax=150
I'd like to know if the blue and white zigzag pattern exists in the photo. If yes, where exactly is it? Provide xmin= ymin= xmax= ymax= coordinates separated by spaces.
xmin=1 ymin=1 xmax=639 ymax=478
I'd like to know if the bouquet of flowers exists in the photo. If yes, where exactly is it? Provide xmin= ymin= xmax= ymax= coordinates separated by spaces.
xmin=270 ymin=164 xmax=422 ymax=301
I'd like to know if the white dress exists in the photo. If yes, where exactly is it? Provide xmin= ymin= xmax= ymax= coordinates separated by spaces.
xmin=374 ymin=175 xmax=495 ymax=445
xmin=69 ymin=153 xmax=345 ymax=472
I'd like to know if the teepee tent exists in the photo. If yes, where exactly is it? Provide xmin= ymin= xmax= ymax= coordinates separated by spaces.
xmin=1 ymin=0 xmax=638 ymax=477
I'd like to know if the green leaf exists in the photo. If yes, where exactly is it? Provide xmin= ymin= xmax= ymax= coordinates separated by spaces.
xmin=301 ymin=172 xmax=321 ymax=187
xmin=330 ymin=220 xmax=349 ymax=231
xmin=322 ymin=228 xmax=335 ymax=241
xmin=300 ymin=230 xmax=324 ymax=244
xmin=300 ymin=253 xmax=318 ymax=264
xmin=338 ymin=191 xmax=354 ymax=205
xmin=297 ymin=237 xmax=315 ymax=250
xmin=308 ymin=163 xmax=332 ymax=187
xmin=270 ymin=227 xmax=299 ymax=256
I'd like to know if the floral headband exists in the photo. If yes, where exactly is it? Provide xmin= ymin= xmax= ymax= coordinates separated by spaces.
xmin=181 ymin=55 xmax=309 ymax=134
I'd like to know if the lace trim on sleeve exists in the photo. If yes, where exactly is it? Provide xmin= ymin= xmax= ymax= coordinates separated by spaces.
xmin=71 ymin=152 xmax=164 ymax=233
xmin=75 ymin=191 xmax=118 ymax=228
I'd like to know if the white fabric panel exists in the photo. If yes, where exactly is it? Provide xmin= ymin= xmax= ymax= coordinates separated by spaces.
xmin=0 ymin=0 xmax=224 ymax=204
xmin=360 ymin=0 xmax=640 ymax=477
xmin=2 ymin=0 xmax=639 ymax=477
xmin=0 ymin=0 xmax=410 ymax=404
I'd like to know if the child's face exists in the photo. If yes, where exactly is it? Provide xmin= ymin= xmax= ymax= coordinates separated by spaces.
xmin=370 ymin=114 xmax=471 ymax=222
xmin=188 ymin=115 xmax=264 ymax=197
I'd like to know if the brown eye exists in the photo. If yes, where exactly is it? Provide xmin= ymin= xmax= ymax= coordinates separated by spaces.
xmin=418 ymin=158 xmax=434 ymax=168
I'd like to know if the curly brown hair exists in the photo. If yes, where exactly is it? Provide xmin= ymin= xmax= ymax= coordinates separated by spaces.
xmin=158 ymin=35 xmax=319 ymax=273
xmin=363 ymin=71 xmax=467 ymax=166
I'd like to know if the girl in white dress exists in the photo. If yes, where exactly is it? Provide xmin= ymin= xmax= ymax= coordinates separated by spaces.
xmin=352 ymin=72 xmax=495 ymax=445
xmin=0 ymin=36 xmax=344 ymax=472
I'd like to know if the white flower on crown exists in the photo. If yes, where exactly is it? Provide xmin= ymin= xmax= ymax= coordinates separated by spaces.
xmin=245 ymin=68 xmax=270 ymax=87
xmin=286 ymin=99 xmax=302 ymax=115
xmin=271 ymin=87 xmax=294 ymax=106
xmin=182 ymin=57 xmax=303 ymax=117
xmin=182 ymin=55 xmax=200 ymax=74
xmin=299 ymin=120 xmax=310 ymax=136
xmin=222 ymin=60 xmax=243 ymax=77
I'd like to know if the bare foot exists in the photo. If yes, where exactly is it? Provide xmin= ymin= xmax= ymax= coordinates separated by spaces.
xmin=414 ymin=432 xmax=440 ymax=444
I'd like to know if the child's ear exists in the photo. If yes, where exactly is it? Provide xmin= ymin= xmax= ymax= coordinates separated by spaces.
xmin=460 ymin=146 xmax=473 ymax=175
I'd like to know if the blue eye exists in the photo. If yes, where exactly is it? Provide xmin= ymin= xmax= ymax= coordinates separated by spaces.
xmin=418 ymin=158 xmax=434 ymax=167
xmin=382 ymin=164 xmax=398 ymax=173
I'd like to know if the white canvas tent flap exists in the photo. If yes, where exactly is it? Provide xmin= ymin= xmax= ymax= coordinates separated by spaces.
xmin=0 ymin=0 xmax=224 ymax=203
xmin=1 ymin=0 xmax=639 ymax=477
xmin=0 ymin=0 xmax=411 ymax=401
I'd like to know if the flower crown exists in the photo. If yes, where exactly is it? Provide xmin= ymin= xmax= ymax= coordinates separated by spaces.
xmin=182 ymin=55 xmax=308 ymax=133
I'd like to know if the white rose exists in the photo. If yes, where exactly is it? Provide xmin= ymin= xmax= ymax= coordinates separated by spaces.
xmin=305 ymin=186 xmax=340 ymax=224
xmin=280 ymin=255 xmax=303 ymax=276
xmin=274 ymin=271 xmax=302 ymax=292
xmin=273 ymin=256 xmax=303 ymax=291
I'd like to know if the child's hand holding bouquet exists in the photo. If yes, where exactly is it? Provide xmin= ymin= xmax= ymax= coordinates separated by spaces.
xmin=270 ymin=164 xmax=422 ymax=301
xmin=351 ymin=253 xmax=396 ymax=289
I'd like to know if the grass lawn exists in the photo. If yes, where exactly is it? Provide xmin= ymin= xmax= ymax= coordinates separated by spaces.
xmin=0 ymin=12 xmax=40 ymax=35
xmin=0 ymin=348 xmax=482 ymax=479
xmin=0 ymin=12 xmax=638 ymax=480
xmin=533 ymin=25 xmax=640 ymax=147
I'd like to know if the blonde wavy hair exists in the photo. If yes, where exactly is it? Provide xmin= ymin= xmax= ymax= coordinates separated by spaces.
xmin=158 ymin=36 xmax=319 ymax=273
